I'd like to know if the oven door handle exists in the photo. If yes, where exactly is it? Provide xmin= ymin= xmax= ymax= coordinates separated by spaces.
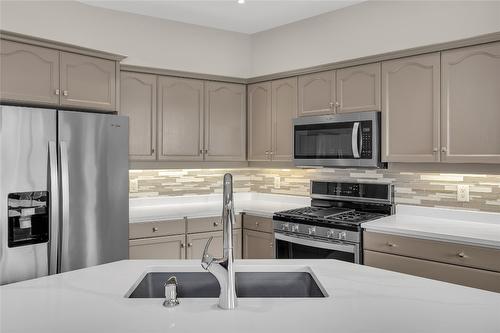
xmin=275 ymin=233 xmax=356 ymax=253
xmin=352 ymin=122 xmax=360 ymax=158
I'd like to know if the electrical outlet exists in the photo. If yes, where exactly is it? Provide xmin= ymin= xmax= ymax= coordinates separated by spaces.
xmin=274 ymin=176 xmax=281 ymax=189
xmin=457 ymin=184 xmax=470 ymax=202
xmin=130 ymin=179 xmax=139 ymax=193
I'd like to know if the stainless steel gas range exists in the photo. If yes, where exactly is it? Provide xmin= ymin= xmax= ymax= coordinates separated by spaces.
xmin=273 ymin=181 xmax=394 ymax=264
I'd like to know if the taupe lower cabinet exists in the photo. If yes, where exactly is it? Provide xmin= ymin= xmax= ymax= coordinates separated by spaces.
xmin=381 ymin=53 xmax=441 ymax=162
xmin=441 ymin=42 xmax=500 ymax=164
xmin=247 ymin=78 xmax=297 ymax=161
xmin=364 ymin=231 xmax=500 ymax=293
xmin=120 ymin=72 xmax=157 ymax=160
xmin=129 ymin=215 xmax=243 ymax=260
xmin=0 ymin=39 xmax=118 ymax=111
xmin=242 ymin=214 xmax=274 ymax=259
xmin=297 ymin=64 xmax=381 ymax=117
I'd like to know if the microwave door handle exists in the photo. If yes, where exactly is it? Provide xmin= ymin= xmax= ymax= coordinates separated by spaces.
xmin=352 ymin=122 xmax=360 ymax=158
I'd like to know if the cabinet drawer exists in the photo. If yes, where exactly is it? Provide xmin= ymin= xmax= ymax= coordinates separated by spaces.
xmin=364 ymin=231 xmax=500 ymax=273
xmin=129 ymin=219 xmax=185 ymax=239
xmin=364 ymin=250 xmax=500 ymax=293
xmin=129 ymin=235 xmax=186 ymax=260
xmin=187 ymin=214 xmax=242 ymax=234
xmin=243 ymin=215 xmax=273 ymax=233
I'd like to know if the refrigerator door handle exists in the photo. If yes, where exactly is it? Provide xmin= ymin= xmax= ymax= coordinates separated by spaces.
xmin=59 ymin=141 xmax=70 ymax=272
xmin=48 ymin=141 xmax=59 ymax=275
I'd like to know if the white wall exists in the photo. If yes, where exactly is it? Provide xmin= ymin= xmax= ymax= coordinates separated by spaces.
xmin=1 ymin=1 xmax=500 ymax=78
xmin=250 ymin=1 xmax=500 ymax=77
xmin=0 ymin=1 xmax=252 ymax=78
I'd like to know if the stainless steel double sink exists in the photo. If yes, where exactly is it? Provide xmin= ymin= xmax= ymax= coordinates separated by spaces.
xmin=128 ymin=272 xmax=326 ymax=298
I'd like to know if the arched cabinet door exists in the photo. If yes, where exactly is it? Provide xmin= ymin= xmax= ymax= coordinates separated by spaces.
xmin=204 ymin=81 xmax=246 ymax=161
xmin=441 ymin=42 xmax=500 ymax=164
xmin=120 ymin=72 xmax=157 ymax=161
xmin=271 ymin=77 xmax=297 ymax=161
xmin=298 ymin=70 xmax=335 ymax=117
xmin=336 ymin=63 xmax=381 ymax=114
xmin=0 ymin=40 xmax=59 ymax=106
xmin=248 ymin=82 xmax=272 ymax=161
xmin=59 ymin=51 xmax=116 ymax=111
xmin=381 ymin=53 xmax=440 ymax=163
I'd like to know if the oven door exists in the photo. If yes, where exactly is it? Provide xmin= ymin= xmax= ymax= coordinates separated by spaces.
xmin=275 ymin=233 xmax=360 ymax=264
xmin=293 ymin=112 xmax=380 ymax=168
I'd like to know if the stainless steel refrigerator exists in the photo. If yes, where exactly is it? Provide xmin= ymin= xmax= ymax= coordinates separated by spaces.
xmin=0 ymin=105 xmax=129 ymax=285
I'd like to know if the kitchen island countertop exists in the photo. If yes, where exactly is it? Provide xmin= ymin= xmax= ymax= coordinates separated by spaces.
xmin=1 ymin=259 xmax=500 ymax=333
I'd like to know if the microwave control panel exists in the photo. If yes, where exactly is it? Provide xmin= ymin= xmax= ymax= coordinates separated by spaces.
xmin=360 ymin=122 xmax=372 ymax=158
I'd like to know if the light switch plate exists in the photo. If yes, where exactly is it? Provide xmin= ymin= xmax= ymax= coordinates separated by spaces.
xmin=274 ymin=176 xmax=281 ymax=189
xmin=457 ymin=184 xmax=470 ymax=202
xmin=130 ymin=179 xmax=139 ymax=193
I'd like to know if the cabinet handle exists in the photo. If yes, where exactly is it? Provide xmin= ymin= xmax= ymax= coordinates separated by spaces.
xmin=187 ymin=243 xmax=193 ymax=247
xmin=386 ymin=242 xmax=396 ymax=247
xmin=152 ymin=227 xmax=159 ymax=232
xmin=63 ymin=90 xmax=68 ymax=96
xmin=55 ymin=89 xmax=60 ymax=95
xmin=180 ymin=243 xmax=185 ymax=248
xmin=457 ymin=251 xmax=467 ymax=258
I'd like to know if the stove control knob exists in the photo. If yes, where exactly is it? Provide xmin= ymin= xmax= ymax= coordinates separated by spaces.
xmin=338 ymin=231 xmax=347 ymax=240
xmin=308 ymin=227 xmax=316 ymax=235
xmin=291 ymin=224 xmax=299 ymax=232
xmin=326 ymin=230 xmax=335 ymax=238
xmin=281 ymin=223 xmax=290 ymax=231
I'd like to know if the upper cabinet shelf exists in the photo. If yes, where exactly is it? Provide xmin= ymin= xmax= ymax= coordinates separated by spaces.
xmin=0 ymin=38 xmax=120 ymax=112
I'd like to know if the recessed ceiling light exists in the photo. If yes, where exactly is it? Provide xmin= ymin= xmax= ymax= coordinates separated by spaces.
xmin=237 ymin=0 xmax=245 ymax=4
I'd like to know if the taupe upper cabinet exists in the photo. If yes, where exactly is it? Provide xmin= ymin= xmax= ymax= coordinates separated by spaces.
xmin=59 ymin=52 xmax=116 ymax=111
xmin=120 ymin=72 xmax=157 ymax=160
xmin=298 ymin=70 xmax=336 ymax=117
xmin=382 ymin=53 xmax=441 ymax=162
xmin=0 ymin=40 xmax=60 ymax=105
xmin=157 ymin=77 xmax=204 ymax=161
xmin=248 ymin=82 xmax=272 ymax=161
xmin=204 ymin=81 xmax=246 ymax=161
xmin=271 ymin=77 xmax=298 ymax=161
xmin=441 ymin=42 xmax=500 ymax=163
xmin=336 ymin=63 xmax=381 ymax=113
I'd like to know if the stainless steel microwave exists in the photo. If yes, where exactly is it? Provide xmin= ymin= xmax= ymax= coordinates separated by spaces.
xmin=293 ymin=111 xmax=382 ymax=168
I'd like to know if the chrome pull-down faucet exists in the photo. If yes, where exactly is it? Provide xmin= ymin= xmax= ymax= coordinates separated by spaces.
xmin=201 ymin=173 xmax=237 ymax=310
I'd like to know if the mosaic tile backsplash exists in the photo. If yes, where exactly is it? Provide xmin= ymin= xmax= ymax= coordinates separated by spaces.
xmin=129 ymin=168 xmax=500 ymax=213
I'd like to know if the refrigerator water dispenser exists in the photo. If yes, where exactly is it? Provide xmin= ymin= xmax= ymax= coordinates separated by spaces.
xmin=7 ymin=191 xmax=49 ymax=247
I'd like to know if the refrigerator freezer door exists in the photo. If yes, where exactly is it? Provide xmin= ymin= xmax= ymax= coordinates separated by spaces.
xmin=58 ymin=111 xmax=129 ymax=272
xmin=0 ymin=106 xmax=57 ymax=285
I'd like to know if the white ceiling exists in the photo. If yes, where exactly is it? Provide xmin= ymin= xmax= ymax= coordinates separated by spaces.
xmin=80 ymin=0 xmax=363 ymax=34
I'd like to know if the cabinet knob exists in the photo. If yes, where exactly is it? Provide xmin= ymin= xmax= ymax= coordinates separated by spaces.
xmin=329 ymin=102 xmax=334 ymax=108
xmin=55 ymin=89 xmax=60 ymax=95
xmin=199 ymin=149 xmax=203 ymax=154
xmin=433 ymin=148 xmax=438 ymax=153
xmin=269 ymin=242 xmax=273 ymax=248
xmin=265 ymin=151 xmax=269 ymax=155
xmin=269 ymin=151 xmax=274 ymax=155
xmin=441 ymin=147 xmax=447 ymax=153
xmin=188 ymin=243 xmax=193 ymax=247
xmin=151 ymin=148 xmax=155 ymax=154
xmin=386 ymin=242 xmax=396 ymax=247
xmin=335 ymin=101 xmax=340 ymax=107
xmin=255 ymin=222 xmax=260 ymax=226
xmin=152 ymin=227 xmax=159 ymax=232
xmin=204 ymin=149 xmax=208 ymax=154
xmin=457 ymin=251 xmax=467 ymax=258
xmin=63 ymin=90 xmax=68 ymax=96
xmin=213 ymin=221 xmax=219 ymax=227
xmin=180 ymin=243 xmax=185 ymax=248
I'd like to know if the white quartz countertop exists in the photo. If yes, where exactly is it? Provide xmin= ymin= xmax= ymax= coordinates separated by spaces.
xmin=1 ymin=259 xmax=500 ymax=333
xmin=129 ymin=193 xmax=309 ymax=223
xmin=362 ymin=205 xmax=500 ymax=249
